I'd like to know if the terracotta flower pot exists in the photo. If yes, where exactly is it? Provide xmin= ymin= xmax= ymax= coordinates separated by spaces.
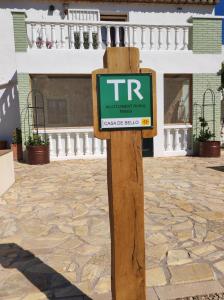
xmin=0 ymin=140 xmax=8 ymax=150
xmin=199 ymin=141 xmax=220 ymax=157
xmin=11 ymin=143 xmax=23 ymax=161
xmin=27 ymin=145 xmax=50 ymax=165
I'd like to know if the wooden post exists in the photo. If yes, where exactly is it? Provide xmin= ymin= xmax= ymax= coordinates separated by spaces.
xmin=107 ymin=131 xmax=146 ymax=300
xmin=92 ymin=47 xmax=157 ymax=300
xmin=106 ymin=48 xmax=146 ymax=300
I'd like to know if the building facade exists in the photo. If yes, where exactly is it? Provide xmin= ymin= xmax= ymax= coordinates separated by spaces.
xmin=0 ymin=0 xmax=223 ymax=160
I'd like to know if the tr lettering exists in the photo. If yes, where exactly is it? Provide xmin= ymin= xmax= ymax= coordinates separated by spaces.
xmin=107 ymin=79 xmax=143 ymax=101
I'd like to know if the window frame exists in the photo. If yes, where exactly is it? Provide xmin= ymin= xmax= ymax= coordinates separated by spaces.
xmin=30 ymin=74 xmax=92 ymax=129
xmin=100 ymin=13 xmax=128 ymax=22
xmin=164 ymin=74 xmax=192 ymax=125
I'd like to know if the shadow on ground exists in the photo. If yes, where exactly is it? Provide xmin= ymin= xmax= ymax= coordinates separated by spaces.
xmin=0 ymin=243 xmax=92 ymax=300
xmin=207 ymin=166 xmax=224 ymax=173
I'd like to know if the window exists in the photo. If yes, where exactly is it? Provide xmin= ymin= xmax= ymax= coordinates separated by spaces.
xmin=47 ymin=99 xmax=68 ymax=125
xmin=164 ymin=75 xmax=192 ymax=124
xmin=100 ymin=14 xmax=127 ymax=22
xmin=31 ymin=75 xmax=93 ymax=128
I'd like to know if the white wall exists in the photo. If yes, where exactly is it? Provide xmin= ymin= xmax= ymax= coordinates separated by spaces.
xmin=15 ymin=50 xmax=223 ymax=74
xmin=0 ymin=9 xmax=20 ymax=144
xmin=0 ymin=82 xmax=20 ymax=144
xmin=0 ymin=0 xmax=214 ymax=25
xmin=0 ymin=10 xmax=16 ymax=84
xmin=0 ymin=151 xmax=15 ymax=196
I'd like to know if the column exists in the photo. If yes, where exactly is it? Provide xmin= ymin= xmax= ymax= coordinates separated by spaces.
xmin=70 ymin=25 xmax=75 ymax=49
xmin=66 ymin=133 xmax=72 ymax=156
xmin=115 ymin=26 xmax=120 ymax=47
xmin=51 ymin=24 xmax=56 ymax=49
xmin=141 ymin=26 xmax=147 ymax=50
xmin=166 ymin=129 xmax=171 ymax=152
xmin=79 ymin=25 xmax=84 ymax=49
xmin=106 ymin=25 xmax=111 ymax=47
xmin=75 ymin=132 xmax=82 ymax=156
xmin=57 ymin=133 xmax=62 ymax=157
xmin=60 ymin=24 xmax=65 ymax=48
xmin=88 ymin=25 xmax=93 ymax=49
xmin=41 ymin=23 xmax=47 ymax=48
xmin=31 ymin=23 xmax=37 ymax=49
xmin=97 ymin=25 xmax=102 ymax=49
xmin=174 ymin=129 xmax=179 ymax=151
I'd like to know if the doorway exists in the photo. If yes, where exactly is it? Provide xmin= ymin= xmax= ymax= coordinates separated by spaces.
xmin=100 ymin=13 xmax=128 ymax=47
xmin=142 ymin=138 xmax=153 ymax=157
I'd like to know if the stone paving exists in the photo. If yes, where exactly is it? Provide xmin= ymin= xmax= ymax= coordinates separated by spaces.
xmin=1 ymin=156 xmax=224 ymax=299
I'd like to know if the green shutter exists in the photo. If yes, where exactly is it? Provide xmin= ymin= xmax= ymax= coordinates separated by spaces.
xmin=11 ymin=12 xmax=28 ymax=52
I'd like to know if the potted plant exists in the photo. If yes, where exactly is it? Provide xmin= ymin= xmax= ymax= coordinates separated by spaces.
xmin=11 ymin=128 xmax=23 ymax=161
xmin=25 ymin=134 xmax=50 ymax=165
xmin=196 ymin=117 xmax=220 ymax=157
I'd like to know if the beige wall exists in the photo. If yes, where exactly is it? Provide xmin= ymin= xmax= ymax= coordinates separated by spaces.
xmin=0 ymin=150 xmax=15 ymax=196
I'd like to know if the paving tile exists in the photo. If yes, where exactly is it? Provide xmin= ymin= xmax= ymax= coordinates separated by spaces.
xmin=146 ymin=267 xmax=167 ymax=287
xmin=167 ymin=249 xmax=192 ymax=266
xmin=169 ymin=263 xmax=214 ymax=284
xmin=154 ymin=280 xmax=224 ymax=300
xmin=214 ymin=261 xmax=224 ymax=274
xmin=189 ymin=244 xmax=217 ymax=257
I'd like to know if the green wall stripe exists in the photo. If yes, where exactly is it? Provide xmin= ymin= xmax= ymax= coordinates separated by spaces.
xmin=192 ymin=74 xmax=221 ymax=149
xmin=11 ymin=12 xmax=27 ymax=52
xmin=17 ymin=73 xmax=31 ymax=148
xmin=192 ymin=18 xmax=222 ymax=54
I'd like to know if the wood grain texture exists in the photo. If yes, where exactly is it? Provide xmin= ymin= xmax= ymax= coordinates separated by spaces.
xmin=107 ymin=131 xmax=146 ymax=300
xmin=106 ymin=48 xmax=146 ymax=300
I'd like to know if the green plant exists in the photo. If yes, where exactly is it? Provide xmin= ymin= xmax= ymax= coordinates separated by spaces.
xmin=25 ymin=134 xmax=49 ymax=146
xmin=196 ymin=117 xmax=215 ymax=142
xmin=12 ymin=128 xmax=22 ymax=144
xmin=74 ymin=32 xmax=98 ymax=49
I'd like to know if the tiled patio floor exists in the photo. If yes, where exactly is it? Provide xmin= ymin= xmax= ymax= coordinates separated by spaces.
xmin=1 ymin=156 xmax=224 ymax=299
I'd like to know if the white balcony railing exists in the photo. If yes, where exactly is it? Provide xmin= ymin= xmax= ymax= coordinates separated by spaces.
xmin=164 ymin=124 xmax=193 ymax=156
xmin=38 ymin=127 xmax=106 ymax=161
xmin=26 ymin=20 xmax=191 ymax=51
xmin=37 ymin=125 xmax=193 ymax=161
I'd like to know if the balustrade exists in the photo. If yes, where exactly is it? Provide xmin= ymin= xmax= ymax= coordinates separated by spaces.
xmin=164 ymin=124 xmax=192 ymax=156
xmin=38 ymin=128 xmax=106 ymax=161
xmin=26 ymin=20 xmax=191 ymax=51
xmin=38 ymin=125 xmax=193 ymax=160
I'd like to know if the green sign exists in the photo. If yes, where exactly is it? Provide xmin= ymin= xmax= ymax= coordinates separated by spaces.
xmin=97 ymin=74 xmax=153 ymax=130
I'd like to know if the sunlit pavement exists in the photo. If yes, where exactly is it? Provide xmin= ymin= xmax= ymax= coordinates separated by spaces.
xmin=1 ymin=156 xmax=224 ymax=299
